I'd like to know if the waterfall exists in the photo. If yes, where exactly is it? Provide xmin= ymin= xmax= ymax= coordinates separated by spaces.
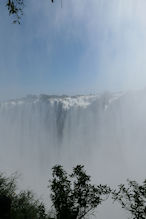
xmin=0 ymin=90 xmax=146 ymax=218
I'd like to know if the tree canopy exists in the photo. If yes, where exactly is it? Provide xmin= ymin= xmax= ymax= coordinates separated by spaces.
xmin=0 ymin=166 xmax=146 ymax=219
xmin=49 ymin=165 xmax=111 ymax=219
xmin=5 ymin=0 xmax=54 ymax=23
xmin=6 ymin=0 xmax=24 ymax=23
xmin=112 ymin=179 xmax=146 ymax=219
xmin=0 ymin=172 xmax=50 ymax=219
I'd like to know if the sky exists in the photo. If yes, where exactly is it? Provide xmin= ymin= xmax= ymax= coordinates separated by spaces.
xmin=0 ymin=0 xmax=146 ymax=100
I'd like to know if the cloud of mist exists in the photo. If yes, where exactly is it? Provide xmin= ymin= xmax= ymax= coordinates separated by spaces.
xmin=37 ymin=0 xmax=146 ymax=91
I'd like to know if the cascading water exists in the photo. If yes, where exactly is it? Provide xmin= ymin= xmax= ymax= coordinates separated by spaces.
xmin=0 ymin=90 xmax=146 ymax=218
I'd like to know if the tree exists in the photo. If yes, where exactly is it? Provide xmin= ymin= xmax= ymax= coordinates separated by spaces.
xmin=49 ymin=165 xmax=111 ymax=219
xmin=0 ymin=172 xmax=50 ymax=219
xmin=112 ymin=179 xmax=146 ymax=219
xmin=6 ymin=0 xmax=24 ymax=23
xmin=5 ymin=0 xmax=54 ymax=23
xmin=11 ymin=190 xmax=48 ymax=219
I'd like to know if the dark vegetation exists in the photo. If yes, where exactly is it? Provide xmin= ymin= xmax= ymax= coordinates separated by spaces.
xmin=5 ymin=0 xmax=54 ymax=23
xmin=0 ymin=166 xmax=146 ymax=219
xmin=0 ymin=173 xmax=50 ymax=219
xmin=112 ymin=179 xmax=146 ymax=219
xmin=49 ymin=165 xmax=111 ymax=219
xmin=6 ymin=0 xmax=24 ymax=23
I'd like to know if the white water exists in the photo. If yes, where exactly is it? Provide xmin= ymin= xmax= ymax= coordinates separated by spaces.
xmin=0 ymin=90 xmax=146 ymax=218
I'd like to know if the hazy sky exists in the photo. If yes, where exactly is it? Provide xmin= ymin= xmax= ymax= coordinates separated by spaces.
xmin=0 ymin=0 xmax=146 ymax=100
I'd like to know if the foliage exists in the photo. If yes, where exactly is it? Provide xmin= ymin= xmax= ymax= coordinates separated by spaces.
xmin=0 ymin=172 xmax=50 ymax=219
xmin=6 ymin=0 xmax=24 ymax=23
xmin=11 ymin=190 xmax=48 ymax=219
xmin=0 ymin=172 xmax=17 ymax=198
xmin=49 ymin=165 xmax=111 ymax=219
xmin=1 ymin=166 xmax=146 ymax=219
xmin=5 ymin=0 xmax=54 ymax=23
xmin=112 ymin=179 xmax=146 ymax=219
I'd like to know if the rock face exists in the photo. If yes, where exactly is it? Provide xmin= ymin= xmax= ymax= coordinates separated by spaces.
xmin=0 ymin=91 xmax=145 ymax=207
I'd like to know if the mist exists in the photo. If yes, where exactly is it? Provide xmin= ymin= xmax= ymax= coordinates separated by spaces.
xmin=0 ymin=91 xmax=146 ymax=218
